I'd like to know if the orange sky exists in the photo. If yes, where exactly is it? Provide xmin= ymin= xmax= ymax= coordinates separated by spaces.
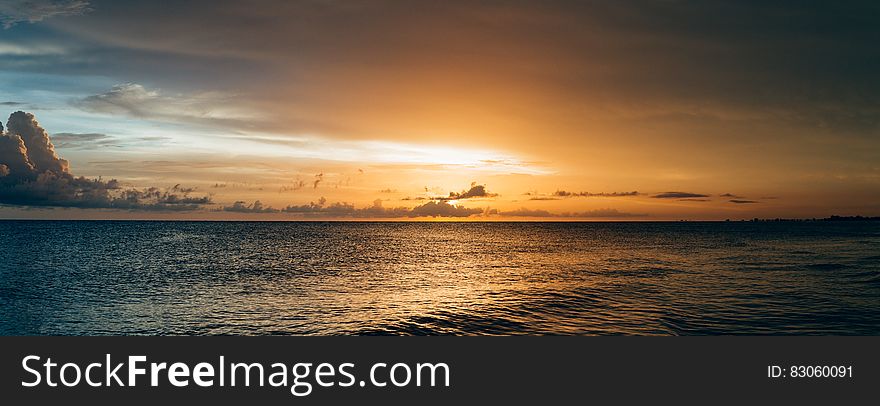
xmin=0 ymin=1 xmax=878 ymax=220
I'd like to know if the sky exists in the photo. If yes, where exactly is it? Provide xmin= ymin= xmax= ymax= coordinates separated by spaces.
xmin=0 ymin=0 xmax=878 ymax=220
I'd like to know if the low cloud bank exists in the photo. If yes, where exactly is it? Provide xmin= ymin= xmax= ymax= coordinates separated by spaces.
xmin=552 ymin=190 xmax=640 ymax=198
xmin=500 ymin=207 xmax=647 ymax=218
xmin=223 ymin=198 xmax=484 ymax=218
xmin=0 ymin=111 xmax=210 ymax=210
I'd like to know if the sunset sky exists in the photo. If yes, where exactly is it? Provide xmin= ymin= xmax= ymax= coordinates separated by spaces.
xmin=0 ymin=0 xmax=878 ymax=220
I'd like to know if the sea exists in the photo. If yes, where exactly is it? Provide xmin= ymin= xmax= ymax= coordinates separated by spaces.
xmin=1 ymin=220 xmax=878 ymax=335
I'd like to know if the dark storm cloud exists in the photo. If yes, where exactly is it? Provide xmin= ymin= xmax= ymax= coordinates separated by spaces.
xmin=0 ymin=111 xmax=211 ymax=210
xmin=651 ymin=192 xmax=710 ymax=199
xmin=0 ymin=0 xmax=90 ymax=28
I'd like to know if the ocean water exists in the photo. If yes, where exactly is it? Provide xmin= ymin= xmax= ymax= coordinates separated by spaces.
xmin=0 ymin=220 xmax=878 ymax=335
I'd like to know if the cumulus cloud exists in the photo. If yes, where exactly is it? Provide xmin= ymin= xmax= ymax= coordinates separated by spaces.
xmin=501 ymin=207 xmax=647 ymax=218
xmin=651 ymin=192 xmax=710 ymax=199
xmin=432 ymin=182 xmax=498 ymax=201
xmin=0 ymin=111 xmax=210 ymax=210
xmin=0 ymin=0 xmax=90 ymax=28
xmin=5 ymin=111 xmax=69 ymax=173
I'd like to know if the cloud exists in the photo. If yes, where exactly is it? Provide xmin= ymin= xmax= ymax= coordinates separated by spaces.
xmin=552 ymin=190 xmax=640 ymax=198
xmin=500 ymin=207 xmax=646 ymax=218
xmin=409 ymin=201 xmax=484 ymax=217
xmin=73 ymin=83 xmax=262 ymax=130
xmin=0 ymin=0 xmax=90 ymax=29
xmin=729 ymin=199 xmax=759 ymax=204
xmin=0 ymin=101 xmax=23 ymax=106
xmin=3 ymin=111 xmax=69 ymax=174
xmin=223 ymin=200 xmax=277 ymax=213
xmin=651 ymin=192 xmax=710 ymax=199
xmin=224 ymin=197 xmax=485 ymax=218
xmin=0 ymin=111 xmax=211 ymax=210
xmin=50 ymin=132 xmax=115 ymax=149
xmin=719 ymin=193 xmax=743 ymax=198
xmin=279 ymin=179 xmax=306 ymax=193
xmin=433 ymin=182 xmax=498 ymax=201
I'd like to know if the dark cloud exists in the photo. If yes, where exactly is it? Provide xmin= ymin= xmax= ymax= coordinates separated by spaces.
xmin=501 ymin=207 xmax=647 ymax=218
xmin=719 ymin=193 xmax=742 ymax=198
xmin=312 ymin=172 xmax=323 ymax=189
xmin=0 ymin=111 xmax=211 ymax=210
xmin=553 ymin=190 xmax=640 ymax=198
xmin=528 ymin=197 xmax=560 ymax=201
xmin=223 ymin=200 xmax=277 ymax=213
xmin=272 ymin=198 xmax=483 ymax=218
xmin=0 ymin=101 xmax=23 ymax=106
xmin=434 ymin=182 xmax=498 ymax=201
xmin=23 ymin=0 xmax=878 ymax=142
xmin=652 ymin=192 xmax=710 ymax=199
xmin=0 ymin=0 xmax=90 ymax=28
xmin=729 ymin=199 xmax=759 ymax=204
